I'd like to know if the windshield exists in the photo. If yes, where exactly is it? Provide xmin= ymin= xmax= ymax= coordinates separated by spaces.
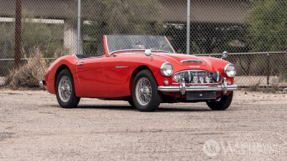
xmin=105 ymin=35 xmax=174 ymax=55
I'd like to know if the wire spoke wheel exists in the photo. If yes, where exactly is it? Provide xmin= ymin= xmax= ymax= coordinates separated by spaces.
xmin=136 ymin=77 xmax=152 ymax=106
xmin=55 ymin=69 xmax=80 ymax=108
xmin=132 ymin=70 xmax=161 ymax=112
xmin=58 ymin=75 xmax=72 ymax=103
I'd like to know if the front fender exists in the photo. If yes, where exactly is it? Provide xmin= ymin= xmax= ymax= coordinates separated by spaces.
xmin=201 ymin=57 xmax=235 ymax=84
xmin=45 ymin=55 xmax=82 ymax=96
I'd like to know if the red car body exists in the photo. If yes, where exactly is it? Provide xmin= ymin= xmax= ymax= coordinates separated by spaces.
xmin=42 ymin=35 xmax=237 ymax=111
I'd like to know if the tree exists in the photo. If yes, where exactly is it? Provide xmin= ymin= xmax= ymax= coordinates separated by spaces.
xmin=79 ymin=0 xmax=164 ymax=55
xmin=0 ymin=10 xmax=65 ymax=76
xmin=0 ymin=23 xmax=14 ymax=59
xmin=21 ymin=13 xmax=65 ymax=58
xmin=164 ymin=24 xmax=248 ymax=54
xmin=0 ymin=10 xmax=66 ymax=59
xmin=244 ymin=0 xmax=287 ymax=52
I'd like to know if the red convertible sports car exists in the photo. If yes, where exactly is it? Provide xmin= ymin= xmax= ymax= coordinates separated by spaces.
xmin=40 ymin=35 xmax=237 ymax=112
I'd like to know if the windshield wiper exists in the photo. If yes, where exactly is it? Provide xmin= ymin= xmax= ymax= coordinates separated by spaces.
xmin=131 ymin=41 xmax=140 ymax=52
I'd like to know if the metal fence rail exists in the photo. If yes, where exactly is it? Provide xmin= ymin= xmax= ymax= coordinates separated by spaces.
xmin=0 ymin=58 xmax=55 ymax=76
xmin=196 ymin=52 xmax=287 ymax=87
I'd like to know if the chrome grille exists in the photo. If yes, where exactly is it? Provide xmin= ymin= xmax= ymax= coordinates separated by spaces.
xmin=190 ymin=70 xmax=214 ymax=84
xmin=173 ymin=70 xmax=215 ymax=84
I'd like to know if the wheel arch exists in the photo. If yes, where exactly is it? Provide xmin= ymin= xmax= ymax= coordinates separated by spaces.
xmin=54 ymin=64 xmax=71 ymax=91
xmin=129 ymin=65 xmax=153 ymax=94
xmin=130 ymin=65 xmax=162 ymax=112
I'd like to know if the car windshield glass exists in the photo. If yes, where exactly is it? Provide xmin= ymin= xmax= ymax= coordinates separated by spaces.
xmin=106 ymin=35 xmax=174 ymax=55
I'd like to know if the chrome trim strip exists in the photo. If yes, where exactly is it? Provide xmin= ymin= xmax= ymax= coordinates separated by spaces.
xmin=109 ymin=49 xmax=171 ymax=55
xmin=176 ymin=70 xmax=211 ymax=72
xmin=115 ymin=66 xmax=129 ymax=68
xmin=180 ymin=60 xmax=202 ymax=63
xmin=76 ymin=63 xmax=84 ymax=66
xmin=173 ymin=82 xmax=220 ymax=85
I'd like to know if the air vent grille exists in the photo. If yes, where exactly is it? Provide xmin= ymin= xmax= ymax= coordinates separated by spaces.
xmin=180 ymin=60 xmax=202 ymax=63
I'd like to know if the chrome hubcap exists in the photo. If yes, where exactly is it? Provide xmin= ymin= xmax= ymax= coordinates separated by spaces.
xmin=135 ymin=77 xmax=152 ymax=106
xmin=58 ymin=75 xmax=72 ymax=102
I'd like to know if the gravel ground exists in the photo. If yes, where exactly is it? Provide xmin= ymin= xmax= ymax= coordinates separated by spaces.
xmin=0 ymin=89 xmax=286 ymax=160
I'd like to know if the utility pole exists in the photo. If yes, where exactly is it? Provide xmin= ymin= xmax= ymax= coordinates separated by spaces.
xmin=14 ymin=0 xmax=22 ymax=70
xmin=77 ymin=0 xmax=81 ymax=54
xmin=186 ymin=0 xmax=191 ymax=55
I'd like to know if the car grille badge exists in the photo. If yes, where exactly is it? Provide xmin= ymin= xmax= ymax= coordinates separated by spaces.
xmin=200 ymin=77 xmax=204 ymax=83
xmin=205 ymin=76 xmax=210 ymax=83
xmin=193 ymin=76 xmax=198 ymax=83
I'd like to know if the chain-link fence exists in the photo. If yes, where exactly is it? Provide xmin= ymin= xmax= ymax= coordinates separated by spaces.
xmin=0 ymin=0 xmax=287 ymax=89
xmin=196 ymin=52 xmax=287 ymax=88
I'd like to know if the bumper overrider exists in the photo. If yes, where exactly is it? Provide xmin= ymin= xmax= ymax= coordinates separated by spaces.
xmin=158 ymin=78 xmax=237 ymax=95
xmin=39 ymin=80 xmax=45 ymax=87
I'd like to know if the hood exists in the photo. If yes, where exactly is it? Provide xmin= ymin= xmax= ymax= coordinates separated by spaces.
xmin=151 ymin=53 xmax=207 ymax=66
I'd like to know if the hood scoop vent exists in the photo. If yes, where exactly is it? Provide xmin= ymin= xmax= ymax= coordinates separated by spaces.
xmin=180 ymin=60 xmax=202 ymax=64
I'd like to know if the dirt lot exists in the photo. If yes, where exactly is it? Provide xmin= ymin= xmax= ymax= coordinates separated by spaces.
xmin=0 ymin=89 xmax=286 ymax=160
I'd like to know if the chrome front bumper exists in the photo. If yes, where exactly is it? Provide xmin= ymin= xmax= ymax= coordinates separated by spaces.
xmin=158 ymin=78 xmax=237 ymax=95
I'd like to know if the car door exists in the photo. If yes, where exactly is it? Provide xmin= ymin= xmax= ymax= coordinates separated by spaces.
xmin=102 ymin=56 xmax=134 ymax=98
xmin=76 ymin=56 xmax=109 ymax=98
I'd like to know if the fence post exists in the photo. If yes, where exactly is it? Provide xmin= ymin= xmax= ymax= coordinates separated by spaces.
xmin=267 ymin=52 xmax=270 ymax=85
xmin=14 ymin=0 xmax=22 ymax=70
xmin=186 ymin=0 xmax=190 ymax=55
xmin=77 ymin=0 xmax=81 ymax=55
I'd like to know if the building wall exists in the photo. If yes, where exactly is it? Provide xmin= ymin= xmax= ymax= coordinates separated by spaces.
xmin=0 ymin=0 xmax=248 ymax=24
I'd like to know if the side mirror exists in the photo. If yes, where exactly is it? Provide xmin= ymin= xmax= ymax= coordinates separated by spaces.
xmin=221 ymin=51 xmax=228 ymax=59
xmin=145 ymin=49 xmax=151 ymax=56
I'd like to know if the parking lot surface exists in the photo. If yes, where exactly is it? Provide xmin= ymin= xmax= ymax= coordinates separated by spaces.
xmin=0 ymin=89 xmax=286 ymax=160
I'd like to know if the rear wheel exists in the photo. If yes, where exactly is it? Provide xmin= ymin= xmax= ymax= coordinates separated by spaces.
xmin=55 ymin=69 xmax=80 ymax=108
xmin=132 ymin=70 xmax=161 ymax=112
xmin=206 ymin=92 xmax=233 ymax=110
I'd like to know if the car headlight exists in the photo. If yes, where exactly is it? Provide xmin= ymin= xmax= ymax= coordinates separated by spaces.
xmin=224 ymin=64 xmax=236 ymax=77
xmin=160 ymin=62 xmax=173 ymax=76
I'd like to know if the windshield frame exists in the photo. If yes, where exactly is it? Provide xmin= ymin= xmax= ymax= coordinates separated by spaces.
xmin=105 ymin=35 xmax=175 ymax=55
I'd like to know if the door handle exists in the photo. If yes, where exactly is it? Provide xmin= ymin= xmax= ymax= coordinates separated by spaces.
xmin=76 ymin=62 xmax=84 ymax=66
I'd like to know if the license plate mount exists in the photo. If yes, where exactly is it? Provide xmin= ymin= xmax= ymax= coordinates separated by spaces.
xmin=186 ymin=92 xmax=217 ymax=100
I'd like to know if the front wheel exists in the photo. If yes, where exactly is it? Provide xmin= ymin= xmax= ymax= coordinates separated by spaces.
xmin=55 ymin=69 xmax=80 ymax=108
xmin=132 ymin=70 xmax=162 ymax=112
xmin=127 ymin=100 xmax=134 ymax=107
xmin=206 ymin=92 xmax=233 ymax=110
